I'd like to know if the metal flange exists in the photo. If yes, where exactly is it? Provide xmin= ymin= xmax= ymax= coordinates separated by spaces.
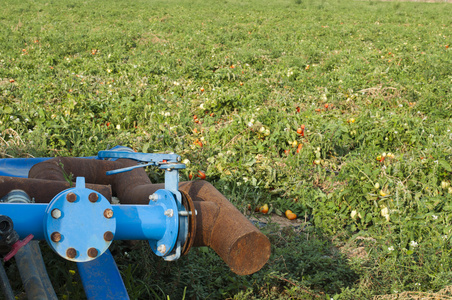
xmin=148 ymin=189 xmax=180 ymax=258
xmin=43 ymin=177 xmax=116 ymax=262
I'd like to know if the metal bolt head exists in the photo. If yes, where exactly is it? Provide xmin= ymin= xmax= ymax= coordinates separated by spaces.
xmin=66 ymin=192 xmax=77 ymax=203
xmin=166 ymin=168 xmax=172 ymax=172
xmin=103 ymin=231 xmax=114 ymax=242
xmin=88 ymin=192 xmax=99 ymax=203
xmin=164 ymin=209 xmax=174 ymax=218
xmin=103 ymin=209 xmax=114 ymax=219
xmin=149 ymin=194 xmax=159 ymax=201
xmin=51 ymin=232 xmax=61 ymax=242
xmin=66 ymin=248 xmax=77 ymax=259
xmin=87 ymin=248 xmax=98 ymax=258
xmin=51 ymin=208 xmax=62 ymax=219
xmin=157 ymin=244 xmax=166 ymax=254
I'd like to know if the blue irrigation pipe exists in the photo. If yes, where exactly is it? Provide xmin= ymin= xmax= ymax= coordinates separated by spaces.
xmin=77 ymin=250 xmax=130 ymax=300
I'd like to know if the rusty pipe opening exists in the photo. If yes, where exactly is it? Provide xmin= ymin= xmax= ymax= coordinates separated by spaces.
xmin=24 ymin=157 xmax=271 ymax=275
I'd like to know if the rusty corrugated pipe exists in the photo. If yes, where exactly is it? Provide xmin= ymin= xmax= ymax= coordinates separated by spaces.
xmin=124 ymin=181 xmax=271 ymax=275
xmin=27 ymin=157 xmax=271 ymax=275
xmin=0 ymin=176 xmax=112 ymax=203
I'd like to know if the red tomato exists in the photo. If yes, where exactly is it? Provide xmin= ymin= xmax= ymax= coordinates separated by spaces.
xmin=197 ymin=171 xmax=206 ymax=180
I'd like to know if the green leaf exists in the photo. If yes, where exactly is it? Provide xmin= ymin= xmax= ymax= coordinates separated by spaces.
xmin=438 ymin=159 xmax=452 ymax=172
xmin=3 ymin=106 xmax=13 ymax=114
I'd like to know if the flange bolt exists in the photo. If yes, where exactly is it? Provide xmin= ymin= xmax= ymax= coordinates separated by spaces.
xmin=149 ymin=194 xmax=159 ymax=202
xmin=87 ymin=248 xmax=98 ymax=258
xmin=164 ymin=209 xmax=174 ymax=218
xmin=66 ymin=248 xmax=77 ymax=259
xmin=103 ymin=231 xmax=114 ymax=242
xmin=157 ymin=244 xmax=166 ymax=254
xmin=51 ymin=232 xmax=61 ymax=242
xmin=51 ymin=209 xmax=62 ymax=219
xmin=103 ymin=209 xmax=114 ymax=219
xmin=88 ymin=193 xmax=99 ymax=203
xmin=66 ymin=192 xmax=77 ymax=203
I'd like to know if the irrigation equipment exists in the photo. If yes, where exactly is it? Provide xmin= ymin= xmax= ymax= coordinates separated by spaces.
xmin=0 ymin=146 xmax=271 ymax=299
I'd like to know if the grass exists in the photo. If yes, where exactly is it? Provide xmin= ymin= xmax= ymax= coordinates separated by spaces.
xmin=1 ymin=0 xmax=451 ymax=298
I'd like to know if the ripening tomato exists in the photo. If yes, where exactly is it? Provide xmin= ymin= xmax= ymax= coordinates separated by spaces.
xmin=287 ymin=212 xmax=297 ymax=220
xmin=260 ymin=204 xmax=269 ymax=214
xmin=296 ymin=143 xmax=302 ymax=153
xmin=194 ymin=139 xmax=203 ymax=147
xmin=197 ymin=171 xmax=206 ymax=180
xmin=297 ymin=128 xmax=302 ymax=134
xmin=189 ymin=173 xmax=193 ymax=180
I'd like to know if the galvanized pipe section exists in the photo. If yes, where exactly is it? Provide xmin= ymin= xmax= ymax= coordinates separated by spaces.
xmin=0 ymin=176 xmax=112 ymax=203
xmin=14 ymin=241 xmax=58 ymax=300
xmin=28 ymin=157 xmax=271 ymax=275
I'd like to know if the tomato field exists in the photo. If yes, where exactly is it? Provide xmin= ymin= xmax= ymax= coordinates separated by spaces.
xmin=1 ymin=0 xmax=451 ymax=298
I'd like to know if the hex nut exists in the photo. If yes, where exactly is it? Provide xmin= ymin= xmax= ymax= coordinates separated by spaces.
xmin=164 ymin=209 xmax=174 ymax=218
xmin=51 ymin=232 xmax=61 ymax=242
xmin=103 ymin=231 xmax=114 ymax=242
xmin=51 ymin=209 xmax=62 ymax=219
xmin=66 ymin=193 xmax=77 ymax=203
xmin=88 ymin=193 xmax=99 ymax=203
xmin=66 ymin=248 xmax=77 ymax=259
xmin=103 ymin=208 xmax=114 ymax=219
xmin=87 ymin=248 xmax=98 ymax=258
xmin=149 ymin=194 xmax=159 ymax=201
xmin=157 ymin=244 xmax=166 ymax=254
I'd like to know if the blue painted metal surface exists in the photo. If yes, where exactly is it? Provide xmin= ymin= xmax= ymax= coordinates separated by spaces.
xmin=0 ymin=203 xmax=47 ymax=240
xmin=98 ymin=150 xmax=182 ymax=175
xmin=77 ymin=250 xmax=130 ymax=300
xmin=0 ymin=157 xmax=52 ymax=178
xmin=43 ymin=177 xmax=116 ymax=262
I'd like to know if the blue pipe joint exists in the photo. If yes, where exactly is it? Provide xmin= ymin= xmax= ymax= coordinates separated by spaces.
xmin=147 ymin=189 xmax=180 ymax=258
xmin=43 ymin=177 xmax=116 ymax=262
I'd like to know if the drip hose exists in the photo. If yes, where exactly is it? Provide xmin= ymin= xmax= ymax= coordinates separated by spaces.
xmin=14 ymin=241 xmax=57 ymax=300
xmin=0 ymin=261 xmax=15 ymax=300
